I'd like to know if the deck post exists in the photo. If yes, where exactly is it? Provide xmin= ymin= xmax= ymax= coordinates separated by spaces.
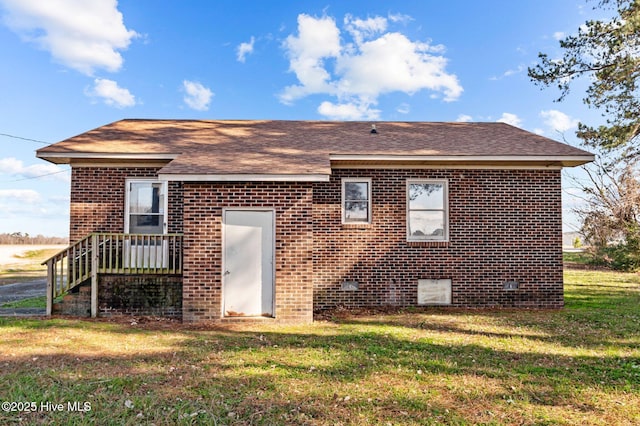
xmin=91 ymin=234 xmax=98 ymax=318
xmin=46 ymin=260 xmax=54 ymax=316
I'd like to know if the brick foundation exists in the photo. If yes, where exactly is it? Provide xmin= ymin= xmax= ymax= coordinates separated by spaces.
xmin=99 ymin=275 xmax=182 ymax=318
xmin=52 ymin=283 xmax=91 ymax=317
xmin=52 ymin=276 xmax=182 ymax=318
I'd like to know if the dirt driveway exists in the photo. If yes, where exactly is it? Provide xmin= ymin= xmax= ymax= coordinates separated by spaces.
xmin=0 ymin=279 xmax=47 ymax=304
xmin=0 ymin=279 xmax=47 ymax=316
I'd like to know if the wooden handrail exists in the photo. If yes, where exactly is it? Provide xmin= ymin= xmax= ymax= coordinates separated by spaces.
xmin=44 ymin=233 xmax=183 ymax=316
xmin=43 ymin=234 xmax=93 ymax=314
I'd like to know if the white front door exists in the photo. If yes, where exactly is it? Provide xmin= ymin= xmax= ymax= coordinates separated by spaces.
xmin=223 ymin=210 xmax=274 ymax=317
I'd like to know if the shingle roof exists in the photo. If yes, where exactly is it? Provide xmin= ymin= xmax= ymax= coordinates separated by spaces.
xmin=37 ymin=119 xmax=594 ymax=179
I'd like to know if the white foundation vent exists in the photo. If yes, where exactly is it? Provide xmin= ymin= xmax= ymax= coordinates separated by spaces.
xmin=418 ymin=279 xmax=452 ymax=305
xmin=341 ymin=281 xmax=359 ymax=291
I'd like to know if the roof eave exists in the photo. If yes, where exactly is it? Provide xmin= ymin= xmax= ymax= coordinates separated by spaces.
xmin=36 ymin=152 xmax=179 ymax=165
xmin=158 ymin=173 xmax=330 ymax=182
xmin=329 ymin=154 xmax=595 ymax=168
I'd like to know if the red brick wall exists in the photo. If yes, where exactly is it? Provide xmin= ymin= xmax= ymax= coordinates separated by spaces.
xmin=182 ymin=182 xmax=314 ymax=323
xmin=69 ymin=165 xmax=564 ymax=322
xmin=313 ymin=168 xmax=564 ymax=310
xmin=69 ymin=167 xmax=183 ymax=242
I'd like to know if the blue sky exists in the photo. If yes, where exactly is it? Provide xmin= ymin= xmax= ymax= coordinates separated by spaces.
xmin=0 ymin=0 xmax=607 ymax=237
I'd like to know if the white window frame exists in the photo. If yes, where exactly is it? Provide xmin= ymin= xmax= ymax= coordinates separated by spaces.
xmin=124 ymin=179 xmax=168 ymax=235
xmin=406 ymin=179 xmax=449 ymax=241
xmin=341 ymin=177 xmax=372 ymax=224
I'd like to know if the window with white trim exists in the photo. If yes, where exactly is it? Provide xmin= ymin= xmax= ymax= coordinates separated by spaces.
xmin=125 ymin=180 xmax=167 ymax=234
xmin=342 ymin=178 xmax=372 ymax=224
xmin=407 ymin=179 xmax=448 ymax=241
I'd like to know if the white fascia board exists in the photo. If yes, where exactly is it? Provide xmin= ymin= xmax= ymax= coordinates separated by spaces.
xmin=329 ymin=154 xmax=594 ymax=168
xmin=329 ymin=154 xmax=595 ymax=162
xmin=36 ymin=152 xmax=179 ymax=162
xmin=158 ymin=173 xmax=330 ymax=182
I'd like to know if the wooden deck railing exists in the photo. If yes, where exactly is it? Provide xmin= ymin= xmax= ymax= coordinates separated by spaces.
xmin=43 ymin=233 xmax=183 ymax=317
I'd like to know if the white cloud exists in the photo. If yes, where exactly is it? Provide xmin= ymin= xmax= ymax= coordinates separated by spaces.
xmin=553 ymin=31 xmax=565 ymax=40
xmin=318 ymin=100 xmax=380 ymax=120
xmin=336 ymin=32 xmax=460 ymax=98
xmin=540 ymin=109 xmax=579 ymax=132
xmin=344 ymin=14 xmax=387 ymax=45
xmin=281 ymin=14 xmax=341 ymax=104
xmin=0 ymin=157 xmax=69 ymax=181
xmin=280 ymin=13 xmax=462 ymax=120
xmin=183 ymin=80 xmax=213 ymax=111
xmin=456 ymin=114 xmax=472 ymax=122
xmin=497 ymin=112 xmax=523 ymax=127
xmin=0 ymin=157 xmax=23 ymax=175
xmin=0 ymin=190 xmax=69 ymax=225
xmin=237 ymin=36 xmax=255 ymax=62
xmin=87 ymin=78 xmax=136 ymax=108
xmin=0 ymin=189 xmax=41 ymax=204
xmin=388 ymin=13 xmax=413 ymax=24
xmin=396 ymin=103 xmax=410 ymax=114
xmin=503 ymin=65 xmax=524 ymax=77
xmin=490 ymin=64 xmax=524 ymax=80
xmin=0 ymin=0 xmax=137 ymax=75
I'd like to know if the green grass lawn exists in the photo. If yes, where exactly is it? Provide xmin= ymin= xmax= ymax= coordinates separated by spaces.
xmin=0 ymin=266 xmax=638 ymax=425
xmin=1 ymin=296 xmax=47 ymax=309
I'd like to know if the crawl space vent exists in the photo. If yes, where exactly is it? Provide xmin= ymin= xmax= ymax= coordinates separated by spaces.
xmin=341 ymin=281 xmax=359 ymax=291
xmin=418 ymin=279 xmax=452 ymax=305
xmin=503 ymin=281 xmax=520 ymax=290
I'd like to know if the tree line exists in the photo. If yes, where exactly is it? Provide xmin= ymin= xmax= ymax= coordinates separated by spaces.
xmin=529 ymin=0 xmax=640 ymax=271
xmin=0 ymin=232 xmax=68 ymax=245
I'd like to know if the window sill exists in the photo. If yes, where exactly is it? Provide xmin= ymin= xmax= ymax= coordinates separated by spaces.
xmin=406 ymin=240 xmax=450 ymax=248
xmin=341 ymin=222 xmax=372 ymax=229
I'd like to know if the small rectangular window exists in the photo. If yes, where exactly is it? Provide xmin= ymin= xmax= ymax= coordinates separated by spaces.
xmin=407 ymin=179 xmax=448 ymax=241
xmin=342 ymin=178 xmax=372 ymax=224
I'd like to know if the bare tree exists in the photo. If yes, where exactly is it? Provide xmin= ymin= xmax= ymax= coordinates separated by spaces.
xmin=573 ymin=155 xmax=640 ymax=270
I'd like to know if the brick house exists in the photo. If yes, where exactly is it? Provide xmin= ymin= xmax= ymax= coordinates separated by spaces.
xmin=37 ymin=119 xmax=593 ymax=323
